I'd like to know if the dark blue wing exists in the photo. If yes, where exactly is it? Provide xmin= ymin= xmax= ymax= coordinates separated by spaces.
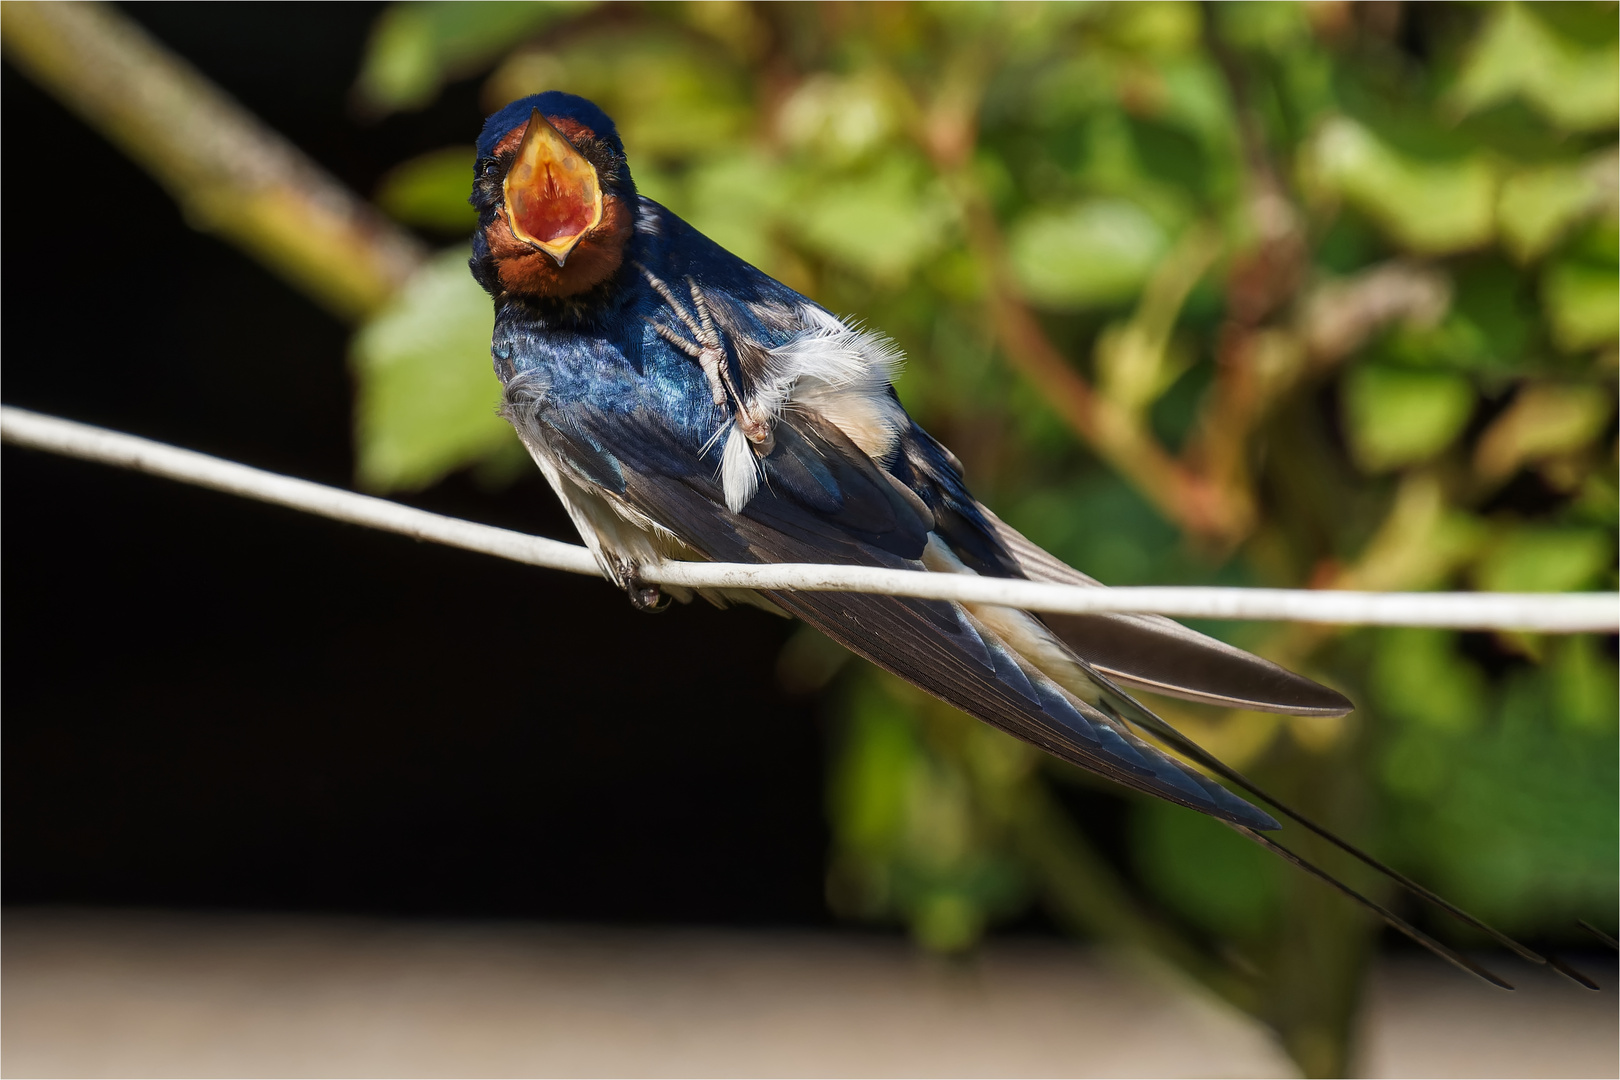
xmin=533 ymin=396 xmax=1277 ymax=831
xmin=892 ymin=416 xmax=1350 ymax=717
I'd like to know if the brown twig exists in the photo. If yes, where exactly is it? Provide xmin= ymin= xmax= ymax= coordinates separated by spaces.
xmin=919 ymin=70 xmax=1244 ymax=543
xmin=982 ymin=266 xmax=1241 ymax=539
xmin=1169 ymin=3 xmax=1316 ymax=548
xmin=0 ymin=1 xmax=427 ymax=321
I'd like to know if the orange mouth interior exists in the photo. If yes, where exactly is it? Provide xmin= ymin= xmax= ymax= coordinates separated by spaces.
xmin=502 ymin=109 xmax=604 ymax=265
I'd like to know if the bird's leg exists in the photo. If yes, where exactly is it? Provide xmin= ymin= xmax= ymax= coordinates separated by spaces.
xmin=612 ymin=554 xmax=673 ymax=614
xmin=638 ymin=264 xmax=730 ymax=411
xmin=636 ymin=264 xmax=774 ymax=453
xmin=626 ymin=576 xmax=672 ymax=614
xmin=688 ymin=280 xmax=776 ymax=453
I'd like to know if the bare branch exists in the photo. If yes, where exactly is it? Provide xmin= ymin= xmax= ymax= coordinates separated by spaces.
xmin=0 ymin=1 xmax=427 ymax=320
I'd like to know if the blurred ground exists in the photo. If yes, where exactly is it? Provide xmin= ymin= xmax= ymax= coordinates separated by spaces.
xmin=3 ymin=910 xmax=1613 ymax=1079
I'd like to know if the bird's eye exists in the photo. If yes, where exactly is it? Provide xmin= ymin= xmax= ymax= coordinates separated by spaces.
xmin=479 ymin=160 xmax=499 ymax=178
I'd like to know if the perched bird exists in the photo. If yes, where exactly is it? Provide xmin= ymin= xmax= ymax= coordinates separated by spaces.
xmin=469 ymin=92 xmax=1584 ymax=988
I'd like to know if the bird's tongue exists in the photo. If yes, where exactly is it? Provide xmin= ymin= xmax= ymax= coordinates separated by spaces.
xmin=503 ymin=109 xmax=603 ymax=265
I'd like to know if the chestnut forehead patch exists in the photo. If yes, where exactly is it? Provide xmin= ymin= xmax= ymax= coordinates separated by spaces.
xmin=492 ymin=116 xmax=597 ymax=158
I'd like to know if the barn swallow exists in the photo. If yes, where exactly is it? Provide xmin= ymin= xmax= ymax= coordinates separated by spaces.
xmin=468 ymin=92 xmax=1589 ymax=988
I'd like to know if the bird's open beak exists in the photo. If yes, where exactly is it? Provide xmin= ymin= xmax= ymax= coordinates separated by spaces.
xmin=502 ymin=108 xmax=603 ymax=266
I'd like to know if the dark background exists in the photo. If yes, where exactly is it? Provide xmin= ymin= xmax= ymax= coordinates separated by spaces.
xmin=2 ymin=4 xmax=832 ymax=925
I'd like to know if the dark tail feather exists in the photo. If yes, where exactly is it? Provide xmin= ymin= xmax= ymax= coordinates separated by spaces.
xmin=1578 ymin=920 xmax=1618 ymax=950
xmin=1235 ymin=826 xmax=1514 ymax=991
xmin=1103 ymin=683 xmax=1601 ymax=990
xmin=1548 ymin=956 xmax=1602 ymax=989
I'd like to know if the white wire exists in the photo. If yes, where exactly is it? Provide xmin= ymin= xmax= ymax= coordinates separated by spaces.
xmin=4 ymin=405 xmax=1615 ymax=633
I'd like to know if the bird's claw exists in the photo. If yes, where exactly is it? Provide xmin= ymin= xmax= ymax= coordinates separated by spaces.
xmin=638 ymin=263 xmax=773 ymax=453
xmin=624 ymin=571 xmax=672 ymax=614
xmin=733 ymin=405 xmax=775 ymax=452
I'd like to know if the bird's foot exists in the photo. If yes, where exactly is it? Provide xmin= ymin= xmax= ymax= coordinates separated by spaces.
xmin=638 ymin=265 xmax=775 ymax=454
xmin=624 ymin=573 xmax=672 ymax=614
xmin=733 ymin=404 xmax=775 ymax=454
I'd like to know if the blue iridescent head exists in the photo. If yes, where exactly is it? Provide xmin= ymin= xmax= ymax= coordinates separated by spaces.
xmin=476 ymin=92 xmax=624 ymax=161
xmin=470 ymin=92 xmax=636 ymax=300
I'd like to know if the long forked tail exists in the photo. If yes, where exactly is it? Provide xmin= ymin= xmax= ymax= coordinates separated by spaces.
xmin=1099 ymin=679 xmax=1600 ymax=991
xmin=1578 ymin=920 xmax=1618 ymax=951
xmin=1235 ymin=826 xmax=1514 ymax=989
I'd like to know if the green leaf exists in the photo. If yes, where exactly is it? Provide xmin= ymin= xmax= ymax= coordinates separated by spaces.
xmin=1382 ymin=664 xmax=1618 ymax=931
xmin=1342 ymin=364 xmax=1475 ymax=472
xmin=1307 ymin=118 xmax=1497 ymax=255
xmin=1452 ymin=2 xmax=1620 ymax=133
xmin=1370 ymin=630 xmax=1488 ymax=742
xmin=1007 ymin=471 xmax=1181 ymax=586
xmin=1543 ymin=257 xmax=1620 ymax=353
xmin=1157 ymin=56 xmax=1241 ymax=154
xmin=1475 ymin=382 xmax=1615 ymax=481
xmin=351 ymin=247 xmax=512 ymax=491
xmin=1124 ymin=116 xmax=1215 ymax=204
xmin=828 ymin=684 xmax=920 ymax=859
xmin=1381 ymin=256 xmax=1535 ymax=375
xmin=777 ymin=71 xmax=909 ymax=167
xmin=1552 ymin=635 xmax=1620 ymax=734
xmin=1497 ymin=158 xmax=1612 ymax=263
xmin=1065 ymin=110 xmax=1199 ymax=226
xmin=825 ymin=673 xmax=1028 ymax=951
xmin=1009 ymin=198 xmax=1171 ymax=309
xmin=1211 ymin=0 xmax=1313 ymax=52
xmin=485 ymin=30 xmax=750 ymax=164
xmin=355 ymin=1 xmax=590 ymax=114
xmin=374 ymin=147 xmax=478 ymax=232
xmin=1474 ymin=526 xmax=1615 ymax=594
xmin=935 ymin=0 xmax=1095 ymax=51
xmin=679 ymin=150 xmax=792 ymax=271
xmin=1101 ymin=1 xmax=1202 ymax=56
xmin=792 ymin=157 xmax=953 ymax=285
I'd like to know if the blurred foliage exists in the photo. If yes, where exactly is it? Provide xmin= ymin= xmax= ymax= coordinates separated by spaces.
xmin=351 ymin=247 xmax=528 ymax=491
xmin=346 ymin=2 xmax=1619 ymax=1075
xmin=826 ymin=673 xmax=1033 ymax=952
xmin=353 ymin=1 xmax=591 ymax=115
xmin=374 ymin=147 xmax=481 ymax=233
xmin=9 ymin=2 xmax=1610 ymax=1073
